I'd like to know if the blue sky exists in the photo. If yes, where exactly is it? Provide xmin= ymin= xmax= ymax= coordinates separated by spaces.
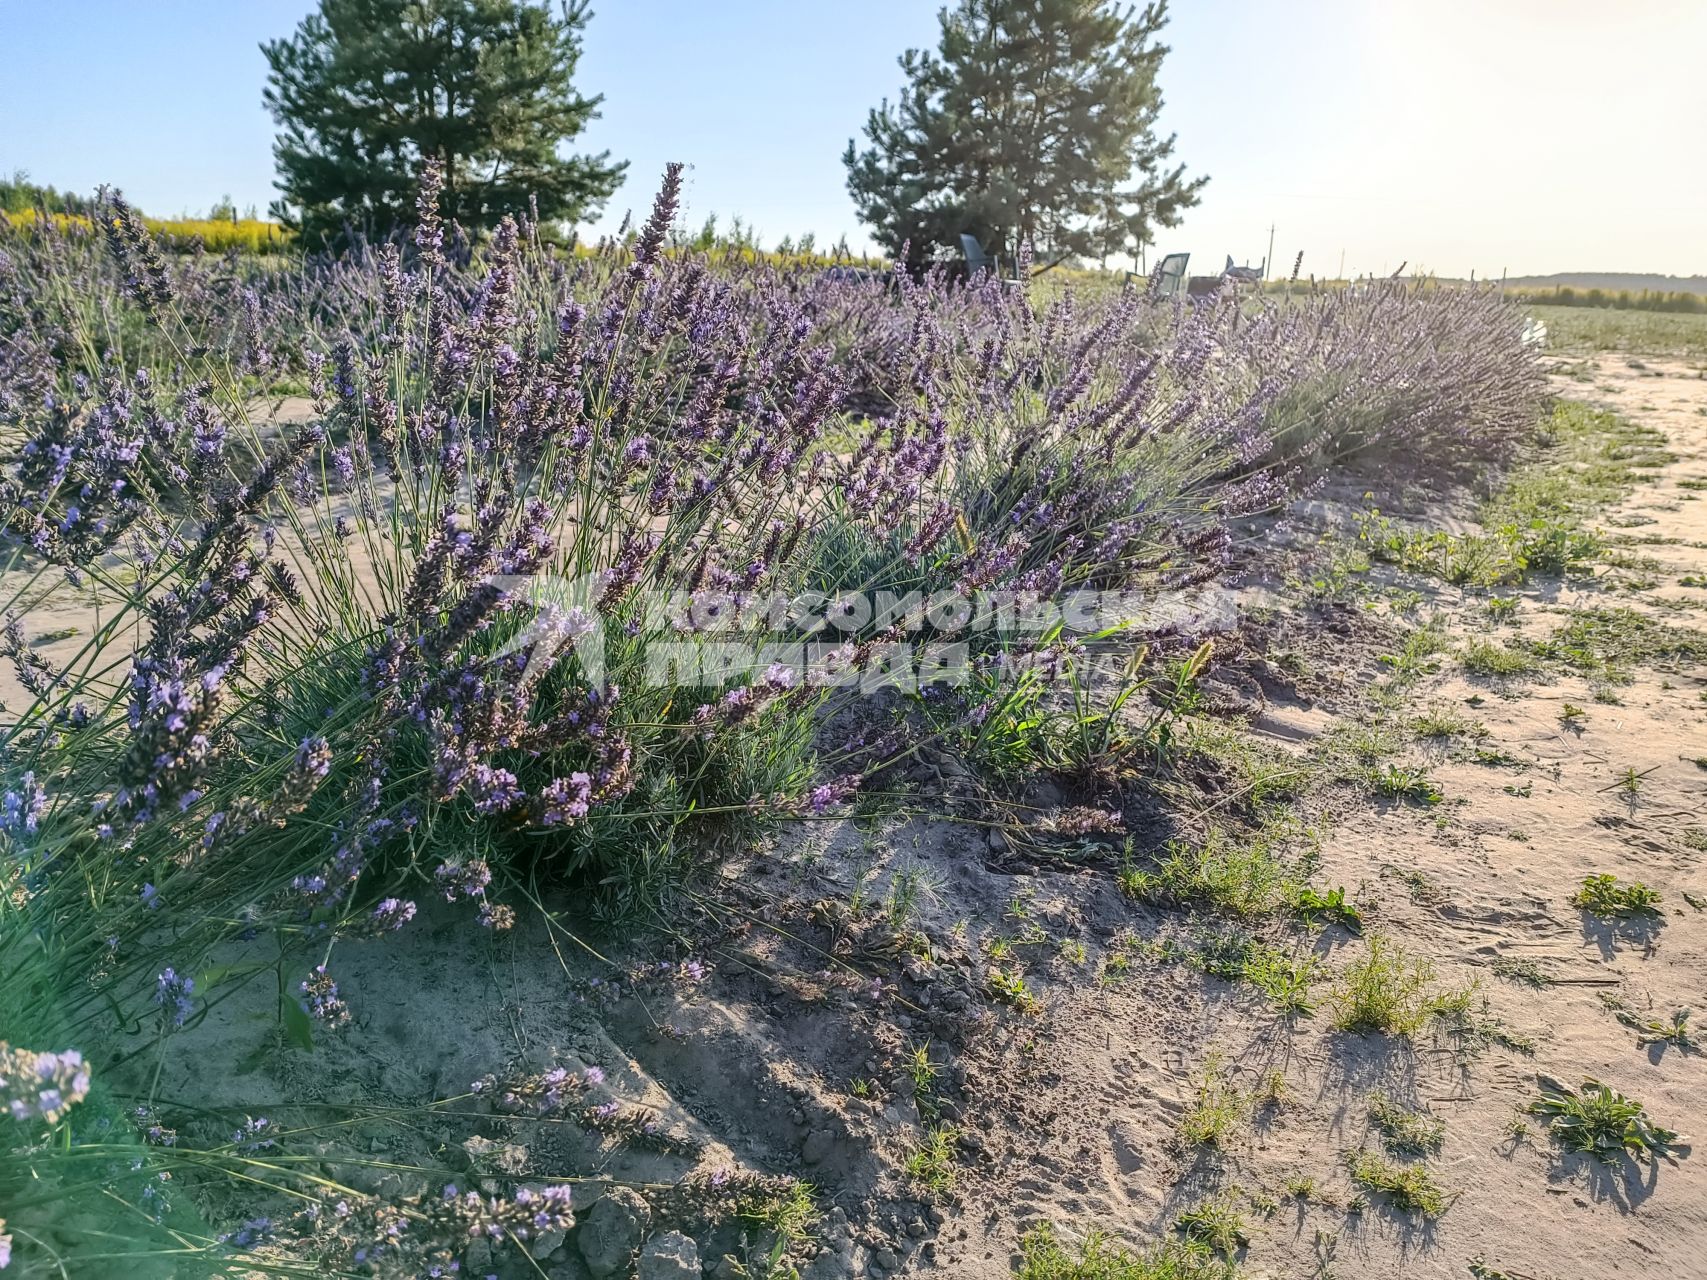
xmin=2 ymin=1 xmax=1702 ymax=277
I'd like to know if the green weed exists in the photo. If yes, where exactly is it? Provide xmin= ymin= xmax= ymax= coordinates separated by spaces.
xmin=1141 ymin=827 xmax=1295 ymax=919
xmin=1411 ymin=705 xmax=1485 ymax=739
xmin=1178 ymin=1053 xmax=1247 ymax=1148
xmin=1460 ymin=641 xmax=1538 ymax=678
xmin=1528 ymin=608 xmax=1707 ymax=675
xmin=1016 ymin=1222 xmax=1230 ymax=1279
xmin=1342 ymin=1149 xmax=1449 ymax=1218
xmin=1290 ymin=884 xmax=1363 ymax=933
xmin=1490 ymin=957 xmax=1551 ymax=988
xmin=1174 ymin=1195 xmax=1249 ymax=1259
xmin=1193 ymin=932 xmax=1321 ymax=1017
xmin=1572 ymin=874 xmax=1662 ymax=918
xmin=1331 ymin=935 xmax=1440 ymax=1037
xmin=1368 ymin=1094 xmax=1446 ymax=1156
xmin=1529 ymin=1078 xmax=1684 ymax=1164
xmin=904 ymin=1126 xmax=960 ymax=1195
xmin=1368 ymin=762 xmax=1443 ymax=804
xmin=1614 ymin=1007 xmax=1696 ymax=1052
xmin=987 ymin=968 xmax=1041 ymax=1014
xmin=736 ymin=1179 xmax=819 ymax=1272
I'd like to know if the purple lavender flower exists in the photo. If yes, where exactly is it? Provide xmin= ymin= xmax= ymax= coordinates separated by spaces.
xmin=414 ymin=158 xmax=446 ymax=268
xmin=294 ymin=736 xmax=332 ymax=778
xmin=370 ymin=898 xmax=417 ymax=932
xmin=231 ymin=1115 xmax=277 ymax=1153
xmin=0 ymin=771 xmax=45 ymax=834
xmin=465 ymin=764 xmax=524 ymax=814
xmin=539 ymin=772 xmax=592 ymax=827
xmin=808 ymin=775 xmax=861 ymax=814
xmin=435 ymin=858 xmax=492 ymax=902
xmin=477 ymin=901 xmax=516 ymax=930
xmin=677 ymin=959 xmax=710 ymax=984
xmin=226 ymin=1216 xmax=274 ymax=1249
xmin=154 ymin=969 xmax=195 ymax=1029
xmin=0 ymin=1045 xmax=91 ymax=1125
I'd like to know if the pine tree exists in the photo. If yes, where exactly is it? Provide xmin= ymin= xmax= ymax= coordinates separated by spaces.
xmin=263 ymin=0 xmax=625 ymax=244
xmin=844 ymin=0 xmax=1204 ymax=273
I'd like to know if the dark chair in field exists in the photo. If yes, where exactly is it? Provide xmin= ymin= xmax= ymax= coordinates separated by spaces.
xmin=1130 ymin=251 xmax=1190 ymax=294
xmin=959 ymin=233 xmax=1024 ymax=284
xmin=1157 ymin=251 xmax=1190 ymax=295
xmin=959 ymin=232 xmax=999 ymax=276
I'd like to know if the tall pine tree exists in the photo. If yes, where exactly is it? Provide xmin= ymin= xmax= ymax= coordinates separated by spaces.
xmin=263 ymin=0 xmax=625 ymax=243
xmin=845 ymin=0 xmax=1204 ymax=272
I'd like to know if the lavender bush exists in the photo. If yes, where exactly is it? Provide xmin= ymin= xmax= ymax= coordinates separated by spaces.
xmin=793 ymin=261 xmax=1542 ymax=477
xmin=1226 ymin=279 xmax=1546 ymax=472
xmin=0 ymin=164 xmax=1544 ymax=1274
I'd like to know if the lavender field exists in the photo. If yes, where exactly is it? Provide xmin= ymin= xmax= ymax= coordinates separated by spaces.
xmin=10 ymin=115 xmax=1707 ymax=1280
xmin=4 ymin=158 xmax=1636 ymax=1278
xmin=12 ymin=0 xmax=1707 ymax=1270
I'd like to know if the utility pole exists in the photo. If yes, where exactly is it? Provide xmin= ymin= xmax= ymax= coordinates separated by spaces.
xmin=1264 ymin=223 xmax=1275 ymax=280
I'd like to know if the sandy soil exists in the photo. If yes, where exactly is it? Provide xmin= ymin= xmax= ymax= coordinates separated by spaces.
xmin=922 ymin=354 xmax=1707 ymax=1279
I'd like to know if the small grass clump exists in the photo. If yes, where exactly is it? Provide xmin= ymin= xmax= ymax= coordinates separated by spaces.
xmin=1177 ymin=722 xmax=1308 ymax=809
xmin=1411 ymin=705 xmax=1485 ymax=739
xmin=1490 ymin=956 xmax=1551 ymax=988
xmin=1330 ymin=935 xmax=1446 ymax=1037
xmin=1178 ymin=1053 xmax=1248 ymax=1148
xmin=903 ymin=1126 xmax=961 ymax=1195
xmin=1529 ymin=1078 xmax=1684 ymax=1164
xmin=1367 ymin=762 xmax=1443 ymax=805
xmin=1173 ymin=1194 xmax=1249 ymax=1259
xmin=1343 ymin=1149 xmax=1450 ymax=1218
xmin=1137 ymin=827 xmax=1294 ymax=919
xmin=1460 ymin=640 xmax=1539 ymax=678
xmin=736 ymin=1180 xmax=819 ymax=1266
xmin=1615 ymin=1007 xmax=1697 ymax=1052
xmin=1192 ymin=931 xmax=1321 ymax=1017
xmin=986 ymin=968 xmax=1041 ymax=1014
xmin=1368 ymin=1093 xmax=1446 ymax=1156
xmin=1289 ymin=883 xmax=1362 ymax=933
xmin=1017 ymin=1222 xmax=1230 ymax=1280
xmin=1571 ymin=874 xmax=1662 ymax=919
xmin=1528 ymin=608 xmax=1707 ymax=675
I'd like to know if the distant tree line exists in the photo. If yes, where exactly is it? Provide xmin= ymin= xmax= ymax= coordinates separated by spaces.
xmin=0 ymin=173 xmax=99 ymax=218
xmin=1506 ymin=286 xmax=1707 ymax=314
